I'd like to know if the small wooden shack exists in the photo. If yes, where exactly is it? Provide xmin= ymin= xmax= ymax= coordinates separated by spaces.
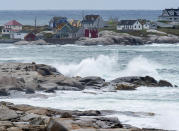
xmin=24 ymin=33 xmax=36 ymax=41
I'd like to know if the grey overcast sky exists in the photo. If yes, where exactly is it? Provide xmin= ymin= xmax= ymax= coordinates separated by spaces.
xmin=0 ymin=0 xmax=179 ymax=10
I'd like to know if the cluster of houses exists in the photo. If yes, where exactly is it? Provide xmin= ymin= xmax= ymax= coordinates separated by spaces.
xmin=1 ymin=20 xmax=36 ymax=41
xmin=1 ymin=8 xmax=178 ymax=41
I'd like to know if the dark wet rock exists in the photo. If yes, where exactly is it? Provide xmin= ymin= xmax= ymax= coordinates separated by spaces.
xmin=79 ymin=76 xmax=106 ymax=89
xmin=37 ymin=67 xmax=53 ymax=76
xmin=46 ymin=118 xmax=68 ymax=131
xmin=174 ymin=85 xmax=178 ymax=87
xmin=73 ymin=110 xmax=101 ymax=116
xmin=25 ymin=88 xmax=35 ymax=94
xmin=0 ymin=89 xmax=9 ymax=96
xmin=45 ymin=88 xmax=56 ymax=93
xmin=55 ymin=76 xmax=84 ymax=90
xmin=36 ymin=64 xmax=59 ymax=76
xmin=60 ymin=112 xmax=72 ymax=118
xmin=158 ymin=80 xmax=173 ymax=87
xmin=111 ymin=76 xmax=173 ymax=87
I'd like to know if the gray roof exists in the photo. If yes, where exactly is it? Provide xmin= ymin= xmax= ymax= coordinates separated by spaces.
xmin=82 ymin=15 xmax=100 ymax=24
xmin=118 ymin=20 xmax=138 ymax=25
xmin=162 ymin=9 xmax=179 ymax=16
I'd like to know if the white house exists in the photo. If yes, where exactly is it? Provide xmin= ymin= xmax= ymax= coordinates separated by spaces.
xmin=11 ymin=31 xmax=29 ymax=40
xmin=2 ymin=20 xmax=23 ymax=35
xmin=143 ymin=21 xmax=158 ymax=30
xmin=82 ymin=15 xmax=104 ymax=29
xmin=117 ymin=20 xmax=143 ymax=31
xmin=158 ymin=8 xmax=179 ymax=22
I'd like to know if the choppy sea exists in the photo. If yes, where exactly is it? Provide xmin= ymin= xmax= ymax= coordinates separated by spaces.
xmin=0 ymin=43 xmax=179 ymax=130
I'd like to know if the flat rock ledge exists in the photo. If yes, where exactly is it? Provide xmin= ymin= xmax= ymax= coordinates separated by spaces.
xmin=0 ymin=101 xmax=167 ymax=131
xmin=0 ymin=63 xmax=174 ymax=97
xmin=14 ymin=39 xmax=51 ymax=45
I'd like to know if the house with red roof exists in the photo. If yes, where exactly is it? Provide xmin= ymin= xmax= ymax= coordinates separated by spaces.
xmin=2 ymin=20 xmax=23 ymax=35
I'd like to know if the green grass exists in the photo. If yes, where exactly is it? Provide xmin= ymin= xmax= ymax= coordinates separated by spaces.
xmin=100 ymin=27 xmax=167 ymax=37
xmin=23 ymin=25 xmax=49 ymax=33
xmin=158 ymin=28 xmax=179 ymax=36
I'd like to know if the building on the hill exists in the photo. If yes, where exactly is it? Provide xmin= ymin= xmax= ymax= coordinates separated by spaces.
xmin=81 ymin=15 xmax=104 ymax=38
xmin=117 ymin=20 xmax=143 ymax=31
xmin=68 ymin=19 xmax=82 ymax=27
xmin=11 ymin=31 xmax=29 ymax=40
xmin=49 ymin=17 xmax=68 ymax=29
xmin=2 ymin=20 xmax=23 ymax=35
xmin=24 ymin=33 xmax=37 ymax=41
xmin=82 ymin=15 xmax=104 ymax=29
xmin=158 ymin=8 xmax=179 ymax=22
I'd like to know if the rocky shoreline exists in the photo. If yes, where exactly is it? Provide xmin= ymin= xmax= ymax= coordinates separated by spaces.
xmin=0 ymin=62 xmax=176 ymax=130
xmin=8 ymin=31 xmax=179 ymax=46
xmin=0 ymin=101 xmax=167 ymax=131
xmin=0 ymin=62 xmax=174 ymax=97
xmin=75 ymin=31 xmax=179 ymax=46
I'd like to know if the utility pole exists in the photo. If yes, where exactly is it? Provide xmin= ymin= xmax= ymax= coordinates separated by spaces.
xmin=35 ymin=16 xmax=37 ymax=33
xmin=82 ymin=10 xmax=85 ymax=20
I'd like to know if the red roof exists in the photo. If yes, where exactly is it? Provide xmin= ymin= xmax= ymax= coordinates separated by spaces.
xmin=5 ymin=20 xmax=22 ymax=26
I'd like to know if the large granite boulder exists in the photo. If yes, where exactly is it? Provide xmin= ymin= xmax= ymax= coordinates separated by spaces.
xmin=0 ymin=105 xmax=18 ymax=121
xmin=0 ymin=76 xmax=25 ymax=92
xmin=46 ymin=119 xmax=68 ymax=131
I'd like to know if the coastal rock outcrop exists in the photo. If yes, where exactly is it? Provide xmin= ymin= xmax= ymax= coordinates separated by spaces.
xmin=76 ymin=31 xmax=144 ymax=46
xmin=76 ymin=31 xmax=179 ymax=45
xmin=0 ymin=63 xmax=174 ymax=96
xmin=0 ymin=101 xmax=166 ymax=131
xmin=79 ymin=76 xmax=106 ymax=89
xmin=15 ymin=39 xmax=50 ymax=45
xmin=147 ymin=34 xmax=179 ymax=44
xmin=111 ymin=76 xmax=173 ymax=88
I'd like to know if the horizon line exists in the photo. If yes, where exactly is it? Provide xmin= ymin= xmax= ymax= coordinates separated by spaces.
xmin=0 ymin=9 xmax=163 ymax=11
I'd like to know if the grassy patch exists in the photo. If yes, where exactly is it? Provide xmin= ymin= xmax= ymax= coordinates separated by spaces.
xmin=158 ymin=28 xmax=179 ymax=36
xmin=23 ymin=25 xmax=49 ymax=33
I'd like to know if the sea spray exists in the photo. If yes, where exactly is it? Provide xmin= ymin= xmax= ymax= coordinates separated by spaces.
xmin=119 ymin=55 xmax=162 ymax=80
xmin=54 ymin=55 xmax=119 ymax=80
xmin=53 ymin=55 xmax=162 ymax=81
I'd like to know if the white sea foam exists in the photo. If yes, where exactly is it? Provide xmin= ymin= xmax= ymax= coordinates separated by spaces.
xmin=54 ymin=55 xmax=119 ymax=80
xmin=146 ymin=43 xmax=179 ymax=47
xmin=54 ymin=55 xmax=161 ymax=80
xmin=119 ymin=55 xmax=161 ymax=80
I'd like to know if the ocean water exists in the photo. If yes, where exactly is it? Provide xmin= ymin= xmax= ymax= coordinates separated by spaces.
xmin=0 ymin=10 xmax=161 ymax=25
xmin=0 ymin=43 xmax=179 ymax=130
